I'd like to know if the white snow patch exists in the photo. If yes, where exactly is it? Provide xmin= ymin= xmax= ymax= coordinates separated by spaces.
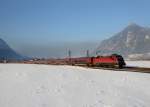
xmin=126 ymin=61 xmax=150 ymax=68
xmin=0 ymin=64 xmax=150 ymax=107
xmin=145 ymin=35 xmax=150 ymax=40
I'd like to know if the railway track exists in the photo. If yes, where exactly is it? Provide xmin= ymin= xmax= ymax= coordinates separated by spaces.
xmin=22 ymin=61 xmax=150 ymax=73
xmin=90 ymin=66 xmax=150 ymax=73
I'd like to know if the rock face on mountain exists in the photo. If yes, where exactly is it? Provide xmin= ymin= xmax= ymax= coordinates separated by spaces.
xmin=0 ymin=38 xmax=23 ymax=60
xmin=95 ymin=23 xmax=150 ymax=59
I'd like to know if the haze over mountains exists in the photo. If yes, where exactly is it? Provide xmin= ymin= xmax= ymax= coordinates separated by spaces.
xmin=0 ymin=37 xmax=97 ymax=59
xmin=95 ymin=23 xmax=150 ymax=59
xmin=1 ymin=23 xmax=150 ymax=60
xmin=0 ymin=38 xmax=23 ymax=60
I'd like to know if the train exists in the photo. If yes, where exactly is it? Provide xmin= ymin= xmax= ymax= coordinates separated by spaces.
xmin=22 ymin=54 xmax=126 ymax=69
xmin=66 ymin=54 xmax=126 ymax=68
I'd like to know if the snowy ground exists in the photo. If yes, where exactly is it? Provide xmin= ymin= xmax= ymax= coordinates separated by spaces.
xmin=0 ymin=64 xmax=150 ymax=107
xmin=126 ymin=61 xmax=150 ymax=68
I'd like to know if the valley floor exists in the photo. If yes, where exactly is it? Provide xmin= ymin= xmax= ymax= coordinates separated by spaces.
xmin=0 ymin=63 xmax=150 ymax=107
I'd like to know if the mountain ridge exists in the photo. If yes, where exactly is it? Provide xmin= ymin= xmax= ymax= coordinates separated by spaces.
xmin=0 ymin=38 xmax=23 ymax=60
xmin=95 ymin=23 xmax=150 ymax=59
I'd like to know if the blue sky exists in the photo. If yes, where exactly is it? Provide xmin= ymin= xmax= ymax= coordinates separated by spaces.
xmin=0 ymin=0 xmax=150 ymax=57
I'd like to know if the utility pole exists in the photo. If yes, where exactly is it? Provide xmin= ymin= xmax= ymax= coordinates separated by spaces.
xmin=68 ymin=50 xmax=71 ymax=58
xmin=86 ymin=50 xmax=89 ymax=57
xmin=96 ymin=50 xmax=100 ymax=56
xmin=68 ymin=50 xmax=71 ymax=64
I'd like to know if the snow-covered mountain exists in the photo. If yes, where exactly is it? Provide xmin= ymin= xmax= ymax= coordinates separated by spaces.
xmin=0 ymin=38 xmax=23 ymax=60
xmin=95 ymin=23 xmax=150 ymax=59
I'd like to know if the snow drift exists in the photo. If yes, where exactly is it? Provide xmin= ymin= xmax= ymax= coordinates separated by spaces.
xmin=0 ymin=64 xmax=150 ymax=107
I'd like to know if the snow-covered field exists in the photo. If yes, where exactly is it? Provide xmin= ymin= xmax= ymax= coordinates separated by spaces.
xmin=126 ymin=61 xmax=150 ymax=68
xmin=0 ymin=64 xmax=150 ymax=107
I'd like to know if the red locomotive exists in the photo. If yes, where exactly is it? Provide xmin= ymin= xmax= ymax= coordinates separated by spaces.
xmin=67 ymin=54 xmax=126 ymax=68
